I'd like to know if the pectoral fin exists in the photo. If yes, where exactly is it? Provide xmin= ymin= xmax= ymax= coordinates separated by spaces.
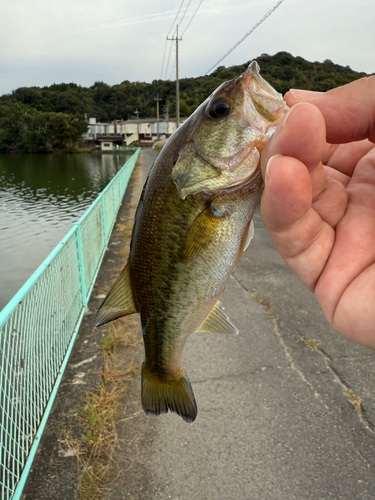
xmin=94 ymin=263 xmax=137 ymax=326
xmin=182 ymin=206 xmax=223 ymax=262
xmin=197 ymin=302 xmax=239 ymax=335
xmin=234 ymin=219 xmax=254 ymax=268
xmin=244 ymin=219 xmax=254 ymax=252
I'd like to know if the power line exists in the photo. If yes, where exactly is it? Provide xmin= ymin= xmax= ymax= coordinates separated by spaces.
xmin=160 ymin=38 xmax=168 ymax=80
xmin=169 ymin=60 xmax=176 ymax=81
xmin=166 ymin=0 xmax=186 ymax=38
xmin=181 ymin=0 xmax=204 ymax=36
xmin=206 ymin=0 xmax=286 ymax=74
xmin=164 ymin=38 xmax=174 ymax=80
xmin=161 ymin=0 xmax=203 ymax=81
xmin=178 ymin=0 xmax=193 ymax=28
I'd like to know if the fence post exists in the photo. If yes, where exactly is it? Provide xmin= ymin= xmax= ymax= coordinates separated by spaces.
xmin=112 ymin=183 xmax=116 ymax=217
xmin=100 ymin=195 xmax=108 ymax=246
xmin=74 ymin=224 xmax=88 ymax=310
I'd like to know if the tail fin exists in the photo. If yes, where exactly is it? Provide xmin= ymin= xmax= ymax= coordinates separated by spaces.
xmin=141 ymin=364 xmax=197 ymax=423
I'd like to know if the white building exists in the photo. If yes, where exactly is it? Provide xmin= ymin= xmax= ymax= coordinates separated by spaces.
xmin=83 ymin=117 xmax=186 ymax=145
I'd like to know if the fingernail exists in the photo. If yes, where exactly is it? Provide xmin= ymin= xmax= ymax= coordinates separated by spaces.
xmin=289 ymin=89 xmax=324 ymax=100
xmin=264 ymin=155 xmax=280 ymax=185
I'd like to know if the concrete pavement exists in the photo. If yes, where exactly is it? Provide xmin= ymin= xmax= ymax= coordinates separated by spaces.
xmin=22 ymin=148 xmax=375 ymax=500
xmin=106 ymin=148 xmax=375 ymax=500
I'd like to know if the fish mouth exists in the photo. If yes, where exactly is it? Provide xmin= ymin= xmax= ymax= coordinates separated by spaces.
xmin=242 ymin=61 xmax=286 ymax=126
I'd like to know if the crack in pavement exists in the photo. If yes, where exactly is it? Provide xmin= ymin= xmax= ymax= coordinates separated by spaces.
xmin=231 ymin=274 xmax=375 ymax=436
xmin=231 ymin=274 xmax=329 ymax=411
xmin=318 ymin=349 xmax=375 ymax=435
xmin=232 ymin=274 xmax=332 ymax=411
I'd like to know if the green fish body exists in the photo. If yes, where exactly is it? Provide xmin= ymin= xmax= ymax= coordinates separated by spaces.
xmin=94 ymin=62 xmax=286 ymax=422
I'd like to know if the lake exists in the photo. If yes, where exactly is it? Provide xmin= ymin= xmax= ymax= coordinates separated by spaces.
xmin=0 ymin=152 xmax=133 ymax=311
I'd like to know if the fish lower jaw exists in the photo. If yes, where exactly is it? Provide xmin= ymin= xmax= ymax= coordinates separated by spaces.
xmin=200 ymin=169 xmax=263 ymax=197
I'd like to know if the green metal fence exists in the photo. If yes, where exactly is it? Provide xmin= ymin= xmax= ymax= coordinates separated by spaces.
xmin=0 ymin=147 xmax=140 ymax=500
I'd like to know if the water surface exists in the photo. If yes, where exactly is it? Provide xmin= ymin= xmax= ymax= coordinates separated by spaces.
xmin=0 ymin=152 xmax=132 ymax=310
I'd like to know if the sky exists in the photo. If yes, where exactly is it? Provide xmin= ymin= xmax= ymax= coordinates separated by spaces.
xmin=1 ymin=0 xmax=374 ymax=96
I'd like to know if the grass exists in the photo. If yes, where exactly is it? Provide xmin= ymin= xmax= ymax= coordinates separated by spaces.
xmin=153 ymin=139 xmax=167 ymax=153
xmin=63 ymin=321 xmax=140 ymax=500
xmin=344 ymin=388 xmax=363 ymax=413
xmin=300 ymin=336 xmax=321 ymax=351
xmin=153 ymin=144 xmax=164 ymax=153
xmin=63 ymin=159 xmax=142 ymax=498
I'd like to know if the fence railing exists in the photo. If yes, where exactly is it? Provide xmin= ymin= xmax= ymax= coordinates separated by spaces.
xmin=0 ymin=147 xmax=140 ymax=500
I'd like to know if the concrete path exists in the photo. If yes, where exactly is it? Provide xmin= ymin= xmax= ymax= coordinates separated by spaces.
xmin=107 ymin=148 xmax=375 ymax=500
xmin=22 ymin=148 xmax=375 ymax=500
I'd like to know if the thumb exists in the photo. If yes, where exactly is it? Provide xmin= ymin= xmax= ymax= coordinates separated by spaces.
xmin=284 ymin=77 xmax=375 ymax=144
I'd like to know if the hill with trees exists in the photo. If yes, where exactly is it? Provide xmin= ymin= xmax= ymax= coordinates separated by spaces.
xmin=0 ymin=51 xmax=371 ymax=152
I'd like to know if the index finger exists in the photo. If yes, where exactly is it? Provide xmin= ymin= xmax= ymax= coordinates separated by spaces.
xmin=285 ymin=76 xmax=375 ymax=144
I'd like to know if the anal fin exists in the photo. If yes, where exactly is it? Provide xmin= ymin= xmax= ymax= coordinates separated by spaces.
xmin=94 ymin=263 xmax=137 ymax=326
xmin=197 ymin=301 xmax=238 ymax=335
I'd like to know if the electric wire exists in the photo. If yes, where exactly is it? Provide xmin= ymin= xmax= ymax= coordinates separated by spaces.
xmin=206 ymin=0 xmax=286 ymax=74
xmin=178 ymin=0 xmax=193 ymax=29
xmin=164 ymin=39 xmax=175 ymax=80
xmin=166 ymin=0 xmax=186 ymax=38
xmin=181 ymin=0 xmax=204 ymax=36
xmin=162 ymin=0 xmax=203 ymax=81
xmin=169 ymin=60 xmax=176 ymax=81
xmin=160 ymin=38 xmax=168 ymax=80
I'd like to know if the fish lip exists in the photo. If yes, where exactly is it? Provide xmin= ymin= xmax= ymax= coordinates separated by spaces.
xmin=243 ymin=60 xmax=281 ymax=102
xmin=242 ymin=60 xmax=286 ymax=123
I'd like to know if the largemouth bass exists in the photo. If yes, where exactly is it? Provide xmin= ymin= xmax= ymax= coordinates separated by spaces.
xmin=94 ymin=62 xmax=286 ymax=423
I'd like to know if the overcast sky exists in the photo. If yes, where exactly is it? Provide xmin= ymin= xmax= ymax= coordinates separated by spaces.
xmin=1 ymin=0 xmax=374 ymax=96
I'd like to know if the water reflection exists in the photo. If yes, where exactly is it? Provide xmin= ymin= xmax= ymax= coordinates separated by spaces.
xmin=0 ymin=152 xmax=132 ymax=310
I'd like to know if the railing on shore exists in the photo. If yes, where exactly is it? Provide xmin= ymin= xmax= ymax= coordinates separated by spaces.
xmin=0 ymin=147 xmax=140 ymax=500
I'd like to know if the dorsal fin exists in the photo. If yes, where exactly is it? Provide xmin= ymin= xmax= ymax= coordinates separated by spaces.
xmin=197 ymin=302 xmax=238 ymax=335
xmin=94 ymin=263 xmax=137 ymax=326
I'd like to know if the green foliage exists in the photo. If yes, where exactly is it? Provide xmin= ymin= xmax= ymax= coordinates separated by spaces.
xmin=0 ymin=101 xmax=88 ymax=152
xmin=0 ymin=52 xmax=371 ymax=152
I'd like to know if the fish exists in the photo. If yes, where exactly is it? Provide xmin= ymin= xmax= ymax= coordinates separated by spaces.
xmin=94 ymin=61 xmax=286 ymax=423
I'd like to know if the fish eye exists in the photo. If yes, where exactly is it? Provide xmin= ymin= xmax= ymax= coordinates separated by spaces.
xmin=208 ymin=97 xmax=232 ymax=119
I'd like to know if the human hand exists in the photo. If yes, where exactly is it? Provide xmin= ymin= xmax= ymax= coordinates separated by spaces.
xmin=260 ymin=77 xmax=375 ymax=349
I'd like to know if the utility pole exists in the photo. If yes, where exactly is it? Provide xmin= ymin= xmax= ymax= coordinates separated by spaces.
xmin=154 ymin=94 xmax=161 ymax=140
xmin=167 ymin=25 xmax=182 ymax=128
